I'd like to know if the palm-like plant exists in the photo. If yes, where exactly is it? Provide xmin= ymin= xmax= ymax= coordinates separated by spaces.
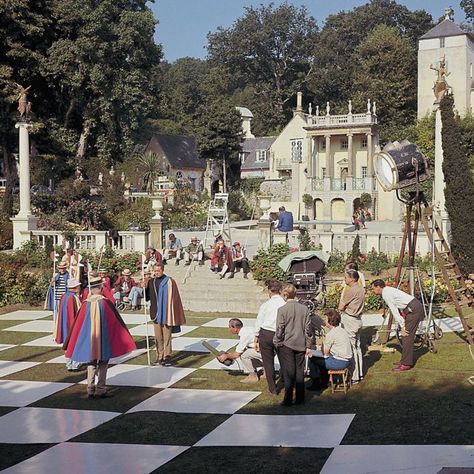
xmin=138 ymin=152 xmax=162 ymax=194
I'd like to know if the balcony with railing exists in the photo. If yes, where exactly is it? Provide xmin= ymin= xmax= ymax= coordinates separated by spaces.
xmin=304 ymin=99 xmax=377 ymax=129
xmin=309 ymin=177 xmax=376 ymax=193
xmin=275 ymin=159 xmax=291 ymax=170
xmin=311 ymin=178 xmax=324 ymax=191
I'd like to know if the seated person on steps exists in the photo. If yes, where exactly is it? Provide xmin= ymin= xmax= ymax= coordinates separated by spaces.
xmin=128 ymin=270 xmax=152 ymax=311
xmin=144 ymin=246 xmax=162 ymax=272
xmin=184 ymin=236 xmax=204 ymax=266
xmin=228 ymin=242 xmax=250 ymax=279
xmin=307 ymin=309 xmax=352 ymax=391
xmin=113 ymin=268 xmax=136 ymax=307
xmin=218 ymin=318 xmax=263 ymax=383
xmin=210 ymin=238 xmax=233 ymax=279
xmin=163 ymin=233 xmax=183 ymax=265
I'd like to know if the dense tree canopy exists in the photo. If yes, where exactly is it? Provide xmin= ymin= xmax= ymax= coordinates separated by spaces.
xmin=207 ymin=3 xmax=318 ymax=132
xmin=0 ymin=0 xmax=162 ymax=216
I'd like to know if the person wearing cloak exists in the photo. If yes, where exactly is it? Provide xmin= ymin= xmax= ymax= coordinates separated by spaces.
xmin=64 ymin=277 xmax=136 ymax=399
xmin=54 ymin=278 xmax=82 ymax=371
xmin=45 ymin=262 xmax=70 ymax=316
xmin=145 ymin=263 xmax=186 ymax=366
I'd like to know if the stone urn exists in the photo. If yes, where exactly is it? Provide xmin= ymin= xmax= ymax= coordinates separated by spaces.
xmin=150 ymin=194 xmax=164 ymax=220
xmin=258 ymin=194 xmax=272 ymax=220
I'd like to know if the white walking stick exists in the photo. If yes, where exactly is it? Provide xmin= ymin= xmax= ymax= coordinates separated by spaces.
xmin=97 ymin=245 xmax=105 ymax=272
xmin=142 ymin=253 xmax=151 ymax=366
xmin=52 ymin=254 xmax=57 ymax=323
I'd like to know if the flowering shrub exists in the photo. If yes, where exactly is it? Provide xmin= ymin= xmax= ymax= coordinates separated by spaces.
xmin=81 ymin=248 xmax=142 ymax=276
xmin=250 ymin=243 xmax=290 ymax=282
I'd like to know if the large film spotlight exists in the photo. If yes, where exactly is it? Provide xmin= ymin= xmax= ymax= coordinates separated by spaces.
xmin=373 ymin=140 xmax=430 ymax=192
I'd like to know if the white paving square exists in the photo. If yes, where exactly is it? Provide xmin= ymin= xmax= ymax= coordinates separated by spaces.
xmin=0 ymin=380 xmax=73 ymax=407
xmin=129 ymin=324 xmax=198 ymax=338
xmin=4 ymin=320 xmax=54 ymax=333
xmin=0 ymin=344 xmax=16 ymax=352
xmin=0 ymin=310 xmax=52 ymax=321
xmin=45 ymin=349 xmax=148 ymax=366
xmin=3 ymin=443 xmax=189 ymax=474
xmin=199 ymin=358 xmax=243 ymax=371
xmin=0 ymin=407 xmax=119 ymax=444
xmin=121 ymin=313 xmax=150 ymax=325
xmin=320 ymin=445 xmax=474 ymax=474
xmin=199 ymin=354 xmax=280 ymax=371
xmin=21 ymin=335 xmax=62 ymax=347
xmin=171 ymin=337 xmax=237 ymax=353
xmin=361 ymin=313 xmax=386 ymax=327
xmin=195 ymin=414 xmax=355 ymax=448
xmin=0 ymin=360 xmax=40 ymax=377
xmin=79 ymin=364 xmax=195 ymax=388
xmin=202 ymin=318 xmax=257 ymax=328
xmin=128 ymin=388 xmax=260 ymax=415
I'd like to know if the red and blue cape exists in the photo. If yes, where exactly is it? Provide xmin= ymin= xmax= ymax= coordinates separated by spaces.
xmin=64 ymin=294 xmax=136 ymax=362
xmin=54 ymin=290 xmax=81 ymax=344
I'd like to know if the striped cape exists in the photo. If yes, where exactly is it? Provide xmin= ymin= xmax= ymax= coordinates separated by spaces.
xmin=54 ymin=290 xmax=81 ymax=344
xmin=148 ymin=276 xmax=186 ymax=327
xmin=44 ymin=272 xmax=70 ymax=311
xmin=64 ymin=294 xmax=136 ymax=363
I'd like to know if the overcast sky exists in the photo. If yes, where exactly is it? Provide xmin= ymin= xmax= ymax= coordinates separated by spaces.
xmin=150 ymin=0 xmax=465 ymax=62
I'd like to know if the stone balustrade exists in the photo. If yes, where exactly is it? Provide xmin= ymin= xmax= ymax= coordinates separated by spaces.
xmin=17 ymin=230 xmax=150 ymax=253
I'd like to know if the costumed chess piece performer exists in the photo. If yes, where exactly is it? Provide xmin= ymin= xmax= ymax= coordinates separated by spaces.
xmin=64 ymin=277 xmax=136 ymax=398
xmin=54 ymin=278 xmax=83 ymax=371
xmin=145 ymin=263 xmax=186 ymax=366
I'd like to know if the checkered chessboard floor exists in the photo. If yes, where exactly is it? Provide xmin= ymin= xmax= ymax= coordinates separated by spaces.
xmin=0 ymin=309 xmax=472 ymax=473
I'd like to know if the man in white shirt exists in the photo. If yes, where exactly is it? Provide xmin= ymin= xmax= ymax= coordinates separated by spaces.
xmin=254 ymin=280 xmax=286 ymax=395
xmin=372 ymin=279 xmax=425 ymax=372
xmin=218 ymin=318 xmax=263 ymax=383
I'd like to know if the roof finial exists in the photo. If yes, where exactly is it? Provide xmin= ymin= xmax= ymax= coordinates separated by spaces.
xmin=326 ymin=101 xmax=330 ymax=116
xmin=444 ymin=6 xmax=454 ymax=21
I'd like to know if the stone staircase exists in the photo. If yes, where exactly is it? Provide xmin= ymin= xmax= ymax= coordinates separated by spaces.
xmin=163 ymin=261 xmax=268 ymax=314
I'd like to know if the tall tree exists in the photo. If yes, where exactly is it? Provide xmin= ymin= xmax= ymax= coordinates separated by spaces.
xmin=309 ymin=0 xmax=432 ymax=117
xmin=41 ymin=0 xmax=162 ymax=165
xmin=0 ymin=0 xmax=53 ymax=215
xmin=207 ymin=3 xmax=318 ymax=132
xmin=352 ymin=24 xmax=417 ymax=142
xmin=195 ymin=101 xmax=242 ymax=191
xmin=440 ymin=94 xmax=474 ymax=274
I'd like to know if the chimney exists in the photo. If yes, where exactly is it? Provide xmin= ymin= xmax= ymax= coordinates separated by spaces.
xmin=296 ymin=92 xmax=303 ymax=113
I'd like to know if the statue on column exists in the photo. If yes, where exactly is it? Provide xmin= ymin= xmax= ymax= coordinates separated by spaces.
xmin=15 ymin=84 xmax=32 ymax=120
xmin=431 ymin=55 xmax=451 ymax=103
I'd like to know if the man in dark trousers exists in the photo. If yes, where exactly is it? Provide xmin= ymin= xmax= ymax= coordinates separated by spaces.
xmin=273 ymin=283 xmax=312 ymax=406
xmin=145 ymin=263 xmax=186 ymax=366
xmin=254 ymin=280 xmax=286 ymax=395
xmin=372 ymin=279 xmax=424 ymax=372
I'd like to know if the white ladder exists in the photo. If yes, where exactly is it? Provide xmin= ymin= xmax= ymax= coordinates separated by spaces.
xmin=203 ymin=193 xmax=232 ymax=248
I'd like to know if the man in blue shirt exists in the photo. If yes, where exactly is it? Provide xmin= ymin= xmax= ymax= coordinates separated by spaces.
xmin=163 ymin=233 xmax=183 ymax=265
xmin=276 ymin=206 xmax=294 ymax=232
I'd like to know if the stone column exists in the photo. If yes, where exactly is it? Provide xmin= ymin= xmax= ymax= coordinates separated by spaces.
xmin=367 ymin=132 xmax=374 ymax=177
xmin=325 ymin=134 xmax=332 ymax=178
xmin=149 ymin=195 xmax=165 ymax=250
xmin=16 ymin=123 xmax=32 ymax=217
xmin=306 ymin=136 xmax=313 ymax=177
xmin=347 ymin=132 xmax=354 ymax=177
xmin=433 ymin=105 xmax=450 ymax=237
xmin=11 ymin=122 xmax=38 ymax=249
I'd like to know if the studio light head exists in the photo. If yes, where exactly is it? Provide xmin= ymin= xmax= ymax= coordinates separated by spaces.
xmin=373 ymin=140 xmax=430 ymax=192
